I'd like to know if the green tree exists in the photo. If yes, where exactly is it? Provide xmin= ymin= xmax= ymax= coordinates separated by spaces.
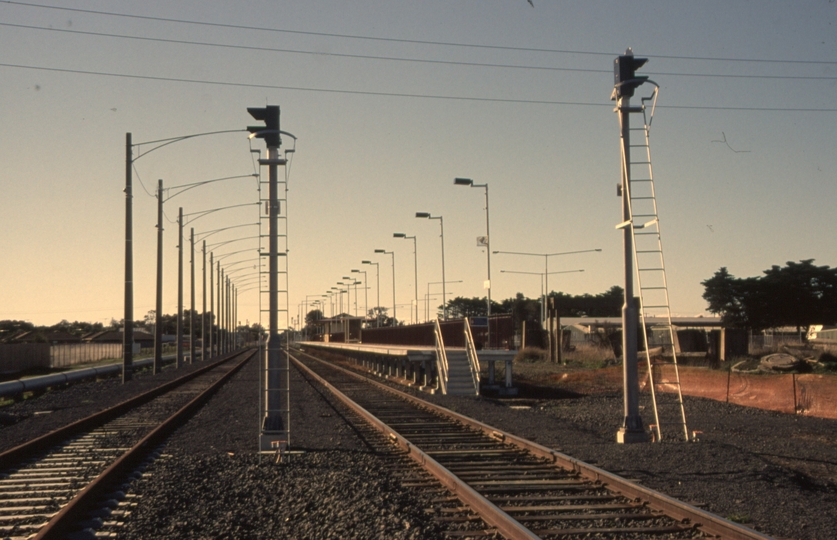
xmin=702 ymin=260 xmax=837 ymax=333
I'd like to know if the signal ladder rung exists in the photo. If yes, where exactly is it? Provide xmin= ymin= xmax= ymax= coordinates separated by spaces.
xmin=640 ymin=286 xmax=667 ymax=291
xmin=637 ymin=249 xmax=663 ymax=254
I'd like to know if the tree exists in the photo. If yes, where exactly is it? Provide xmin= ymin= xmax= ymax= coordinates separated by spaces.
xmin=702 ymin=260 xmax=837 ymax=333
xmin=305 ymin=309 xmax=324 ymax=326
xmin=547 ymin=286 xmax=623 ymax=318
xmin=367 ymin=307 xmax=397 ymax=327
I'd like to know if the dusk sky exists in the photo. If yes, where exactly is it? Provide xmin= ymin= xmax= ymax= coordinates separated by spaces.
xmin=1 ymin=1 xmax=835 ymax=330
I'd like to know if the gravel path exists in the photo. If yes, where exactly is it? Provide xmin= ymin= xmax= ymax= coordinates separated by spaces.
xmin=3 ymin=351 xmax=836 ymax=539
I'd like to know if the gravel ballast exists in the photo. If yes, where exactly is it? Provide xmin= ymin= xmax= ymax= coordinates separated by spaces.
xmin=2 ymin=351 xmax=836 ymax=539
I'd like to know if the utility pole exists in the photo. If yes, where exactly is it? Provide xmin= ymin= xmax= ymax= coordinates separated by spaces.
xmin=190 ymin=227 xmax=196 ymax=364
xmin=613 ymin=48 xmax=650 ymax=444
xmin=123 ymin=133 xmax=133 ymax=382
xmin=154 ymin=179 xmax=163 ymax=374
xmin=177 ymin=207 xmax=184 ymax=369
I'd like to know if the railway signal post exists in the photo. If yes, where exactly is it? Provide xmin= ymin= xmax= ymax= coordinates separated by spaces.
xmin=613 ymin=49 xmax=650 ymax=443
xmin=248 ymin=105 xmax=291 ymax=453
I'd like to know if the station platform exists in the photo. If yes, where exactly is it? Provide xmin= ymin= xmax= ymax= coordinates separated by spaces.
xmin=296 ymin=341 xmax=518 ymax=395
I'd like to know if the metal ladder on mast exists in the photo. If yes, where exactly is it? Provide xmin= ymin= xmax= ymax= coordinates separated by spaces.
xmin=622 ymin=86 xmax=689 ymax=442
xmin=258 ymin=154 xmax=291 ymax=453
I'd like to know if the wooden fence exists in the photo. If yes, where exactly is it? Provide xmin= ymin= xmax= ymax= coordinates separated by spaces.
xmin=0 ymin=343 xmax=51 ymax=373
xmin=1 ymin=343 xmax=126 ymax=374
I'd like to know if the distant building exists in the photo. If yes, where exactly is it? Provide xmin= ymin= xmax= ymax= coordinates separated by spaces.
xmin=83 ymin=330 xmax=155 ymax=348
xmin=8 ymin=330 xmax=82 ymax=344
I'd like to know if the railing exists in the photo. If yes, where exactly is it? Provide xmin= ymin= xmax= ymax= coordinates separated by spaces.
xmin=462 ymin=318 xmax=481 ymax=395
xmin=432 ymin=318 xmax=448 ymax=394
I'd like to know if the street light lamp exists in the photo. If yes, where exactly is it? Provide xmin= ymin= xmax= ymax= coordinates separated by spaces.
xmin=426 ymin=280 xmax=462 ymax=321
xmin=416 ymin=212 xmax=447 ymax=320
xmin=454 ymin=177 xmax=491 ymax=344
xmin=493 ymin=248 xmax=602 ymax=324
xmin=362 ymin=260 xmax=381 ymax=327
xmin=500 ymin=268 xmax=585 ymax=312
xmin=351 ymin=269 xmax=368 ymax=323
xmin=374 ymin=249 xmax=396 ymax=325
xmin=393 ymin=233 xmax=418 ymax=324
xmin=342 ymin=277 xmax=361 ymax=316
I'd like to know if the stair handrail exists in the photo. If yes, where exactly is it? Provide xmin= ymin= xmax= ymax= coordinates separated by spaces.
xmin=462 ymin=318 xmax=481 ymax=395
xmin=432 ymin=318 xmax=449 ymax=394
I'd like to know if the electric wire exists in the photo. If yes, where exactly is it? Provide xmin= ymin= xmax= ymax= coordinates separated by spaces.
xmin=2 ymin=21 xmax=834 ymax=81
xmin=3 ymin=0 xmax=835 ymax=65
xmin=2 ymin=61 xmax=835 ymax=112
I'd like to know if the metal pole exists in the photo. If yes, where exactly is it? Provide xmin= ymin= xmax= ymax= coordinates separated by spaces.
xmin=440 ymin=217 xmax=447 ymax=320
xmin=154 ymin=178 xmax=163 ymax=374
xmin=484 ymin=185 xmax=491 ymax=346
xmin=220 ymin=268 xmax=225 ymax=354
xmin=617 ymin=91 xmax=647 ymax=444
xmin=209 ymin=252 xmax=214 ymax=358
xmin=412 ymin=237 xmax=418 ymax=325
xmin=123 ymin=133 xmax=133 ymax=382
xmin=190 ymin=227 xmax=196 ymax=364
xmin=202 ymin=241 xmax=206 ymax=362
xmin=176 ymin=207 xmax=183 ymax=368
xmin=217 ymin=263 xmax=222 ymax=354
xmin=226 ymin=276 xmax=231 ymax=352
xmin=261 ymin=138 xmax=286 ymax=447
xmin=390 ymin=253 xmax=396 ymax=325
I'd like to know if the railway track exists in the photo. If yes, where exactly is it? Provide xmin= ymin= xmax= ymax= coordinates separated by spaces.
xmin=0 ymin=348 xmax=254 ymax=540
xmin=293 ymin=347 xmax=773 ymax=540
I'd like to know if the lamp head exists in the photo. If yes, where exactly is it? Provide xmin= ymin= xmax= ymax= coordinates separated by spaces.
xmin=454 ymin=177 xmax=473 ymax=186
xmin=393 ymin=233 xmax=406 ymax=238
xmin=351 ymin=269 xmax=360 ymax=273
xmin=361 ymin=260 xmax=371 ymax=264
xmin=374 ymin=249 xmax=386 ymax=253
xmin=415 ymin=212 xmax=430 ymax=218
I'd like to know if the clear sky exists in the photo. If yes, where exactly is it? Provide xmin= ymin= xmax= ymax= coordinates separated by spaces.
xmin=0 ymin=0 xmax=835 ymax=330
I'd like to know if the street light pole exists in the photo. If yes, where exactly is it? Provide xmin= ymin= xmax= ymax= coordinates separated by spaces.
xmin=493 ymin=248 xmax=602 ymax=324
xmin=351 ymin=269 xmax=368 ymax=324
xmin=361 ymin=260 xmax=380 ymax=326
xmin=393 ymin=233 xmax=418 ymax=324
xmin=416 ymin=213 xmax=447 ymax=320
xmin=374 ymin=249 xmax=396 ymax=325
xmin=454 ymin=177 xmax=491 ymax=344
xmin=426 ymin=280 xmax=462 ymax=321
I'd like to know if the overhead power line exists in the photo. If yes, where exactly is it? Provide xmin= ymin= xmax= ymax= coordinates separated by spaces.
xmin=2 ymin=21 xmax=835 ymax=81
xmin=3 ymin=0 xmax=836 ymax=66
xmin=2 ymin=61 xmax=836 ymax=112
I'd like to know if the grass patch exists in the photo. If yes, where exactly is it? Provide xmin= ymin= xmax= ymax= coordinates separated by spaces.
xmin=726 ymin=513 xmax=751 ymax=524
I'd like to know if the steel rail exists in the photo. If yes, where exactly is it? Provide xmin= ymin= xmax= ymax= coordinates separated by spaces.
xmin=32 ymin=348 xmax=255 ymax=540
xmin=294 ymin=347 xmax=773 ymax=540
xmin=0 ymin=349 xmax=243 ymax=469
xmin=289 ymin=349 xmax=539 ymax=540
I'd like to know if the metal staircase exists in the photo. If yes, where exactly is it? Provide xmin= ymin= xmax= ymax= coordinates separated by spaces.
xmin=432 ymin=319 xmax=480 ymax=396
xmin=622 ymin=86 xmax=689 ymax=442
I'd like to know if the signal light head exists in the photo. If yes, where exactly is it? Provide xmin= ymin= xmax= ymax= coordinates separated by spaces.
xmin=247 ymin=105 xmax=281 ymax=147
xmin=613 ymin=49 xmax=648 ymax=100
